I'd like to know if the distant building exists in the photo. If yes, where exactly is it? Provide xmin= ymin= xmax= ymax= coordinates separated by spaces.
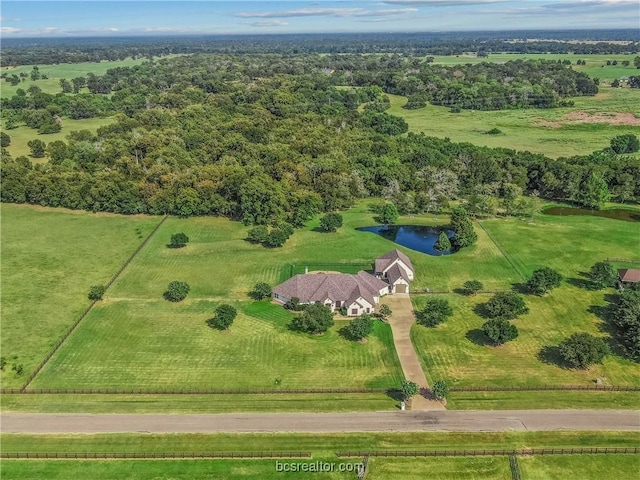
xmin=272 ymin=249 xmax=415 ymax=316
xmin=618 ymin=268 xmax=640 ymax=288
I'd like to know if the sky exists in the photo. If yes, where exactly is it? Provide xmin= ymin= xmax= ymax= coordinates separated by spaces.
xmin=1 ymin=1 xmax=638 ymax=38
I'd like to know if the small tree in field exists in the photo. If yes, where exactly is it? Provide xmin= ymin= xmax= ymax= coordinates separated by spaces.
xmin=463 ymin=280 xmax=483 ymax=296
xmin=319 ymin=212 xmax=343 ymax=232
xmin=431 ymin=380 xmax=449 ymax=400
xmin=284 ymin=296 xmax=301 ymax=311
xmin=379 ymin=203 xmax=399 ymax=224
xmin=169 ymin=232 xmax=189 ymax=248
xmin=483 ymin=292 xmax=528 ymax=320
xmin=482 ymin=319 xmax=519 ymax=345
xmin=247 ymin=225 xmax=269 ymax=244
xmin=417 ymin=298 xmax=453 ymax=327
xmin=88 ymin=285 xmax=106 ymax=300
xmin=434 ymin=231 xmax=451 ymax=254
xmin=291 ymin=303 xmax=334 ymax=334
xmin=587 ymin=261 xmax=617 ymax=290
xmin=250 ymin=282 xmax=272 ymax=300
xmin=164 ymin=281 xmax=190 ymax=302
xmin=345 ymin=315 xmax=374 ymax=341
xmin=559 ymin=333 xmax=609 ymax=368
xmin=400 ymin=380 xmax=419 ymax=401
xmin=377 ymin=304 xmax=392 ymax=321
xmin=208 ymin=304 xmax=237 ymax=330
xmin=526 ymin=267 xmax=562 ymax=295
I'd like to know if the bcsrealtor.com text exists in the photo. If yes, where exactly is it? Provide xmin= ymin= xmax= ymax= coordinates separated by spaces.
xmin=275 ymin=460 xmax=364 ymax=473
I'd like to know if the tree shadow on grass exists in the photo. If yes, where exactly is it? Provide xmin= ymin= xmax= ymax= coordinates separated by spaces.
xmin=537 ymin=345 xmax=571 ymax=369
xmin=472 ymin=303 xmax=491 ymax=319
xmin=588 ymin=302 xmax=633 ymax=360
xmin=566 ymin=275 xmax=595 ymax=290
xmin=510 ymin=282 xmax=530 ymax=295
xmin=465 ymin=329 xmax=492 ymax=346
xmin=386 ymin=388 xmax=404 ymax=402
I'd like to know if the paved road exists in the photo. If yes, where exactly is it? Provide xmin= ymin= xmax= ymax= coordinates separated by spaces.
xmin=384 ymin=294 xmax=444 ymax=411
xmin=2 ymin=410 xmax=638 ymax=434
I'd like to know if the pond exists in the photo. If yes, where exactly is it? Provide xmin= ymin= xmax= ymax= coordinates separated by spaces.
xmin=543 ymin=207 xmax=640 ymax=223
xmin=357 ymin=225 xmax=456 ymax=256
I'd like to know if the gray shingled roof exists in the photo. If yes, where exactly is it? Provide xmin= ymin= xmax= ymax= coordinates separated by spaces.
xmin=374 ymin=249 xmax=414 ymax=274
xmin=273 ymin=271 xmax=386 ymax=305
xmin=386 ymin=262 xmax=410 ymax=285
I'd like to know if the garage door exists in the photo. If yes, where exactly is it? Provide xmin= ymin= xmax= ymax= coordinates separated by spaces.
xmin=396 ymin=284 xmax=407 ymax=293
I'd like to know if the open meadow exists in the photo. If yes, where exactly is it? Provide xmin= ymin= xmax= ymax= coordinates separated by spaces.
xmin=2 ymin=200 xmax=639 ymax=404
xmin=389 ymin=86 xmax=640 ymax=158
xmin=411 ymin=206 xmax=640 ymax=389
xmin=0 ymin=204 xmax=160 ymax=388
xmin=2 ymin=431 xmax=638 ymax=480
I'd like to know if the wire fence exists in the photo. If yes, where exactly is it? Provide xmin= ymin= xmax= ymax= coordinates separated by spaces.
xmin=1 ymin=387 xmax=389 ymax=395
xmin=337 ymin=447 xmax=640 ymax=458
xmin=2 ymin=384 xmax=638 ymax=395
xmin=450 ymin=385 xmax=640 ymax=392
xmin=606 ymin=258 xmax=640 ymax=265
xmin=19 ymin=215 xmax=169 ymax=392
xmin=0 ymin=451 xmax=311 ymax=460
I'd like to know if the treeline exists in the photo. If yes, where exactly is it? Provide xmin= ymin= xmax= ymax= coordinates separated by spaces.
xmin=1 ymin=55 xmax=638 ymax=223
xmin=2 ymin=54 xmax=600 ymax=127
xmin=1 ymin=30 xmax=638 ymax=66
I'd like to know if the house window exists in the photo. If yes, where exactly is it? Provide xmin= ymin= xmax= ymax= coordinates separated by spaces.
xmin=351 ymin=308 xmax=358 ymax=315
xmin=366 ymin=308 xmax=370 ymax=313
xmin=336 ymin=301 xmax=341 ymax=307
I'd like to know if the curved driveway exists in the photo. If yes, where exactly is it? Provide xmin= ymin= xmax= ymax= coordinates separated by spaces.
xmin=2 ymin=410 xmax=638 ymax=434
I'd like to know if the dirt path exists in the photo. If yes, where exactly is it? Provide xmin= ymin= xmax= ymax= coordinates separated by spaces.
xmin=384 ymin=294 xmax=445 ymax=410
xmin=2 ymin=410 xmax=637 ymax=433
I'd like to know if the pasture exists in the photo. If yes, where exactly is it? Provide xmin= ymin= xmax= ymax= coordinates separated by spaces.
xmin=3 ymin=200 xmax=639 ymax=401
xmin=2 ymin=431 xmax=638 ymax=480
xmin=0 ymin=204 xmax=159 ymax=388
xmin=389 ymin=86 xmax=640 ymax=158
xmin=411 ymin=207 xmax=640 ymax=388
xmin=0 ymin=58 xmax=150 ymax=98
xmin=2 ymin=117 xmax=114 ymax=160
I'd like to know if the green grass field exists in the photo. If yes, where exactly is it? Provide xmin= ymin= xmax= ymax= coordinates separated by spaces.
xmin=389 ymin=86 xmax=640 ymax=158
xmin=3 ymin=431 xmax=637 ymax=454
xmin=0 ymin=392 xmax=397 ymax=414
xmin=3 ymin=454 xmax=636 ymax=480
xmin=2 ymin=117 xmax=114 ymax=160
xmin=0 ymin=204 xmax=160 ymax=388
xmin=2 ymin=431 xmax=638 ymax=480
xmin=430 ymin=53 xmax=639 ymax=82
xmin=0 ymin=58 xmax=152 ymax=98
xmin=411 ymin=207 xmax=640 ymax=388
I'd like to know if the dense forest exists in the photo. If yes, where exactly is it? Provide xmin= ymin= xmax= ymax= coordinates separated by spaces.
xmin=1 ymin=52 xmax=638 ymax=227
xmin=1 ymin=30 xmax=638 ymax=66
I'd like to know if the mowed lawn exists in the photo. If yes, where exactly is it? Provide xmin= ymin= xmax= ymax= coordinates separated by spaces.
xmin=412 ymin=209 xmax=640 ymax=387
xmin=0 ymin=204 xmax=160 ymax=388
xmin=389 ymin=86 xmax=640 ymax=158
xmin=33 ymin=204 xmax=410 ymax=389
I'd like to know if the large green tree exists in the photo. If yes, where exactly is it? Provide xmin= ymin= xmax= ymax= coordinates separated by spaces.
xmin=526 ymin=267 xmax=562 ymax=295
xmin=483 ymin=292 xmax=529 ymax=320
xmin=576 ymin=172 xmax=610 ymax=210
xmin=558 ymin=332 xmax=609 ymax=368
xmin=449 ymin=206 xmax=477 ymax=249
xmin=482 ymin=318 xmax=519 ymax=345
xmin=417 ymin=298 xmax=453 ymax=327
xmin=587 ymin=261 xmax=617 ymax=290
xmin=291 ymin=303 xmax=334 ymax=334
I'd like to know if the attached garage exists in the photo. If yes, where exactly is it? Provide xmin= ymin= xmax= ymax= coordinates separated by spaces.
xmin=396 ymin=283 xmax=407 ymax=293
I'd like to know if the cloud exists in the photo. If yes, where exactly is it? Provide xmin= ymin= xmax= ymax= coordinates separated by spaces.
xmin=379 ymin=0 xmax=507 ymax=5
xmin=243 ymin=20 xmax=290 ymax=27
xmin=0 ymin=27 xmax=21 ymax=34
xmin=235 ymin=7 xmax=418 ymax=19
xmin=235 ymin=8 xmax=362 ymax=18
